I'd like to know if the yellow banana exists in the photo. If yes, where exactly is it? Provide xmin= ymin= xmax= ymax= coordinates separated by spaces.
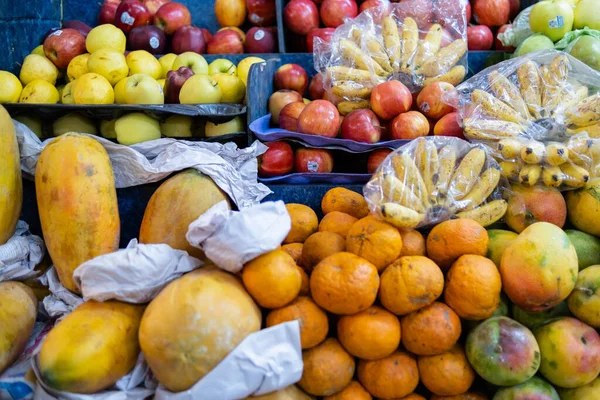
xmin=542 ymin=54 xmax=569 ymax=112
xmin=567 ymin=137 xmax=593 ymax=165
xmin=417 ymin=39 xmax=467 ymax=77
xmin=457 ymin=199 xmax=508 ymax=227
xmin=497 ymin=138 xmax=522 ymax=159
xmin=337 ymin=100 xmax=371 ymax=116
xmin=435 ymin=145 xmax=457 ymax=198
xmin=553 ymin=84 xmax=588 ymax=118
xmin=326 ymin=66 xmax=378 ymax=83
xmin=415 ymin=140 xmax=439 ymax=201
xmin=364 ymin=35 xmax=393 ymax=73
xmin=545 ymin=143 xmax=569 ymax=166
xmin=519 ymin=164 xmax=542 ymax=186
xmin=448 ymin=148 xmax=486 ymax=200
xmin=542 ymin=166 xmax=564 ymax=188
xmin=567 ymin=123 xmax=600 ymax=138
xmin=339 ymin=39 xmax=387 ymax=76
xmin=463 ymin=118 xmax=523 ymax=140
xmin=499 ymin=160 xmax=520 ymax=180
xmin=381 ymin=173 xmax=426 ymax=213
xmin=331 ymin=81 xmax=373 ymax=100
xmin=565 ymin=93 xmax=600 ymax=127
xmin=488 ymin=71 xmax=531 ymax=121
xmin=456 ymin=167 xmax=501 ymax=212
xmin=471 ymin=89 xmax=526 ymax=124
xmin=401 ymin=17 xmax=419 ymax=69
xmin=520 ymin=141 xmax=545 ymax=164
xmin=413 ymin=24 xmax=442 ymax=68
xmin=517 ymin=61 xmax=543 ymax=119
xmin=382 ymin=15 xmax=402 ymax=67
xmin=423 ymin=65 xmax=467 ymax=86
xmin=380 ymin=202 xmax=425 ymax=229
xmin=561 ymin=163 xmax=590 ymax=188
xmin=351 ymin=28 xmax=362 ymax=45
xmin=391 ymin=153 xmax=429 ymax=208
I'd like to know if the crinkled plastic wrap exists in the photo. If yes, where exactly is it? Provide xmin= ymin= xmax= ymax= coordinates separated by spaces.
xmin=448 ymin=50 xmax=600 ymax=190
xmin=364 ymin=136 xmax=508 ymax=229
xmin=314 ymin=0 xmax=468 ymax=108
xmin=497 ymin=6 xmax=534 ymax=49
xmin=0 ymin=221 xmax=45 ymax=282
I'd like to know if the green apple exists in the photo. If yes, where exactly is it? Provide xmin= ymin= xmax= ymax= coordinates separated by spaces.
xmin=171 ymin=52 xmax=208 ymax=75
xmin=516 ymin=34 xmax=556 ymax=56
xmin=160 ymin=115 xmax=194 ymax=137
xmin=158 ymin=53 xmax=177 ymax=79
xmin=574 ymin=0 xmax=600 ymax=30
xmin=124 ymin=74 xmax=164 ymax=105
xmin=53 ymin=112 xmax=98 ymax=136
xmin=86 ymin=24 xmax=127 ymax=53
xmin=114 ymin=77 xmax=128 ymax=104
xmin=61 ymin=80 xmax=76 ymax=104
xmin=179 ymin=74 xmax=222 ymax=104
xmin=14 ymin=114 xmax=43 ymax=138
xmin=67 ymin=53 xmax=90 ymax=82
xmin=100 ymin=119 xmax=118 ymax=139
xmin=126 ymin=50 xmax=162 ymax=80
xmin=115 ymin=113 xmax=161 ymax=145
xmin=19 ymin=54 xmax=59 ymax=85
xmin=205 ymin=116 xmax=244 ymax=137
xmin=530 ymin=0 xmax=574 ymax=42
xmin=208 ymin=59 xmax=237 ymax=76
xmin=569 ymin=35 xmax=600 ymax=70
xmin=236 ymin=56 xmax=265 ymax=86
xmin=212 ymin=73 xmax=245 ymax=103
xmin=31 ymin=45 xmax=46 ymax=57
xmin=0 ymin=71 xmax=22 ymax=103
xmin=88 ymin=49 xmax=129 ymax=86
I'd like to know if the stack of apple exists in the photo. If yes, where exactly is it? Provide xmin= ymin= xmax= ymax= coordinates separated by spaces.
xmin=467 ymin=0 xmax=520 ymax=51
xmin=98 ymin=0 xmax=278 ymax=54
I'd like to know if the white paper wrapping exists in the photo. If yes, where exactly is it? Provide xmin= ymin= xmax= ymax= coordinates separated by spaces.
xmin=15 ymin=120 xmax=271 ymax=209
xmin=154 ymin=321 xmax=303 ymax=400
xmin=186 ymin=200 xmax=291 ymax=273
xmin=0 ymin=221 xmax=45 ymax=282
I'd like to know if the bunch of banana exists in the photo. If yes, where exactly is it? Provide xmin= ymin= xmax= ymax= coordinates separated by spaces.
xmin=373 ymin=139 xmax=507 ymax=229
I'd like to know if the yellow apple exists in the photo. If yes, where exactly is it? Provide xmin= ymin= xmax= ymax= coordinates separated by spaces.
xmin=171 ymin=52 xmax=208 ymax=75
xmin=0 ymin=71 xmax=23 ymax=103
xmin=158 ymin=53 xmax=177 ymax=78
xmin=303 ymin=98 xmax=310 ymax=104
xmin=67 ymin=53 xmax=90 ymax=82
xmin=56 ymin=84 xmax=65 ymax=98
xmin=31 ymin=45 xmax=46 ymax=57
xmin=157 ymin=78 xmax=166 ymax=91
xmin=19 ymin=80 xmax=59 ymax=104
xmin=179 ymin=74 xmax=222 ymax=104
xmin=73 ymin=73 xmax=114 ymax=104
xmin=212 ymin=73 xmax=245 ymax=103
xmin=14 ymin=114 xmax=44 ymax=138
xmin=205 ymin=116 xmax=244 ymax=137
xmin=86 ymin=24 xmax=127 ymax=53
xmin=61 ymin=81 xmax=76 ymax=104
xmin=208 ymin=58 xmax=237 ymax=76
xmin=19 ymin=54 xmax=59 ymax=85
xmin=114 ymin=77 xmax=129 ymax=104
xmin=237 ymin=56 xmax=265 ymax=86
xmin=160 ymin=115 xmax=194 ymax=137
xmin=124 ymin=74 xmax=164 ymax=104
xmin=53 ymin=112 xmax=98 ymax=136
xmin=87 ymin=49 xmax=128 ymax=86
xmin=126 ymin=50 xmax=162 ymax=80
xmin=100 ymin=119 xmax=118 ymax=139
xmin=115 ymin=113 xmax=161 ymax=145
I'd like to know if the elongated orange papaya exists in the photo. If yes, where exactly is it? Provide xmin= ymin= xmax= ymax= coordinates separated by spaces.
xmin=139 ymin=169 xmax=230 ymax=259
xmin=0 ymin=105 xmax=22 ymax=245
xmin=35 ymin=133 xmax=119 ymax=293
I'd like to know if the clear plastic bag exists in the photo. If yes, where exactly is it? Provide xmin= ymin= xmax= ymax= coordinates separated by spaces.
xmin=447 ymin=50 xmax=600 ymax=190
xmin=314 ymin=0 xmax=468 ymax=107
xmin=364 ymin=136 xmax=508 ymax=229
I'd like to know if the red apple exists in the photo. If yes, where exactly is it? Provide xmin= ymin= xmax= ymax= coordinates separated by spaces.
xmin=468 ymin=25 xmax=494 ymax=50
xmin=370 ymin=81 xmax=413 ymax=121
xmin=359 ymin=0 xmax=389 ymax=13
xmin=98 ymin=0 xmax=120 ymax=25
xmin=144 ymin=0 xmax=169 ymax=15
xmin=259 ymin=141 xmax=295 ymax=177
xmin=341 ymin=109 xmax=381 ymax=143
xmin=298 ymin=100 xmax=340 ymax=138
xmin=114 ymin=0 xmax=152 ymax=33
xmin=473 ymin=0 xmax=510 ymax=27
xmin=417 ymin=82 xmax=455 ymax=120
xmin=62 ymin=20 xmax=92 ymax=37
xmin=43 ymin=29 xmax=86 ymax=69
xmin=320 ymin=0 xmax=358 ymax=28
xmin=199 ymin=28 xmax=213 ymax=44
xmin=269 ymin=90 xmax=304 ymax=125
xmin=467 ymin=2 xmax=472 ymax=22
xmin=390 ymin=111 xmax=430 ymax=140
xmin=279 ymin=101 xmax=307 ymax=131
xmin=274 ymin=64 xmax=309 ymax=95
xmin=128 ymin=25 xmax=167 ymax=54
xmin=509 ymin=0 xmax=520 ymax=20
xmin=495 ymin=24 xmax=516 ymax=51
xmin=308 ymin=73 xmax=325 ymax=100
xmin=172 ymin=25 xmax=206 ymax=54
xmin=295 ymin=148 xmax=334 ymax=173
xmin=207 ymin=29 xmax=244 ymax=54
xmin=245 ymin=27 xmax=278 ymax=53
xmin=434 ymin=112 xmax=465 ymax=139
xmin=247 ymin=0 xmax=276 ymax=26
xmin=154 ymin=2 xmax=191 ymax=35
xmin=367 ymin=148 xmax=393 ymax=174
xmin=306 ymin=28 xmax=336 ymax=53
xmin=165 ymin=66 xmax=194 ymax=104
xmin=359 ymin=0 xmax=390 ymax=23
xmin=284 ymin=0 xmax=320 ymax=35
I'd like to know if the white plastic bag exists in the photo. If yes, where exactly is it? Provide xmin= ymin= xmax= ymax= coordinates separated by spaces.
xmin=0 ymin=221 xmax=45 ymax=282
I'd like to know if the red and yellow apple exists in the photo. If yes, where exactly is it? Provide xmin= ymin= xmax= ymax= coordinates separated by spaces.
xmin=269 ymin=89 xmax=304 ymax=125
xmin=367 ymin=148 xmax=393 ymax=174
xmin=416 ymin=82 xmax=455 ymax=120
xmin=274 ymin=63 xmax=309 ymax=95
xmin=297 ymin=100 xmax=340 ymax=138
xmin=341 ymin=109 xmax=381 ymax=143
xmin=390 ymin=111 xmax=430 ymax=140
xmin=306 ymin=27 xmax=336 ymax=53
xmin=295 ymin=148 xmax=334 ymax=173
xmin=434 ymin=112 xmax=465 ymax=139
xmin=370 ymin=80 xmax=412 ymax=120
xmin=43 ymin=29 xmax=86 ymax=69
xmin=207 ymin=29 xmax=244 ymax=54
xmin=259 ymin=141 xmax=294 ymax=177
xmin=279 ymin=101 xmax=307 ymax=132
xmin=284 ymin=0 xmax=319 ymax=35
xmin=154 ymin=2 xmax=191 ymax=35
xmin=320 ymin=0 xmax=358 ymax=28
xmin=247 ymin=0 xmax=276 ymax=26
xmin=308 ymin=73 xmax=325 ymax=100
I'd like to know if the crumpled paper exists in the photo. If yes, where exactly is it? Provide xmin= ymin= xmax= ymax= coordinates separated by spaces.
xmin=14 ymin=120 xmax=271 ymax=209
xmin=0 ymin=221 xmax=45 ymax=282
xmin=186 ymin=200 xmax=291 ymax=273
xmin=39 ymin=268 xmax=84 ymax=319
xmin=154 ymin=321 xmax=303 ymax=400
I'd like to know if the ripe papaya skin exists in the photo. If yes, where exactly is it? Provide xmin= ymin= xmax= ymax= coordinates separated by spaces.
xmin=0 ymin=282 xmax=37 ymax=373
xmin=35 ymin=133 xmax=120 ymax=293
xmin=0 ymin=105 xmax=23 ymax=245
xmin=139 ymin=169 xmax=230 ymax=259
xmin=39 ymin=300 xmax=145 ymax=394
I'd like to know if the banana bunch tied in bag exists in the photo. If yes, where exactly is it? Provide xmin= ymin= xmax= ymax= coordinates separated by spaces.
xmin=365 ymin=138 xmax=507 ymax=229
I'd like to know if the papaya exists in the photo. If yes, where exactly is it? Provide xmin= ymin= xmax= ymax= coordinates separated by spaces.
xmin=39 ymin=300 xmax=145 ymax=393
xmin=0 ymin=282 xmax=37 ymax=373
xmin=139 ymin=169 xmax=230 ymax=260
xmin=0 ymin=105 xmax=23 ymax=245
xmin=139 ymin=267 xmax=261 ymax=392
xmin=35 ymin=133 xmax=120 ymax=293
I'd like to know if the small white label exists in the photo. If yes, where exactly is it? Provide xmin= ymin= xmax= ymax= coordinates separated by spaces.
xmin=254 ymin=29 xmax=265 ymax=41
xmin=548 ymin=16 xmax=564 ymax=29
xmin=158 ymin=82 xmax=164 ymax=95
xmin=149 ymin=37 xmax=160 ymax=49
xmin=307 ymin=161 xmax=319 ymax=172
xmin=121 ymin=11 xmax=135 ymax=26
xmin=49 ymin=30 xmax=62 ymax=37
